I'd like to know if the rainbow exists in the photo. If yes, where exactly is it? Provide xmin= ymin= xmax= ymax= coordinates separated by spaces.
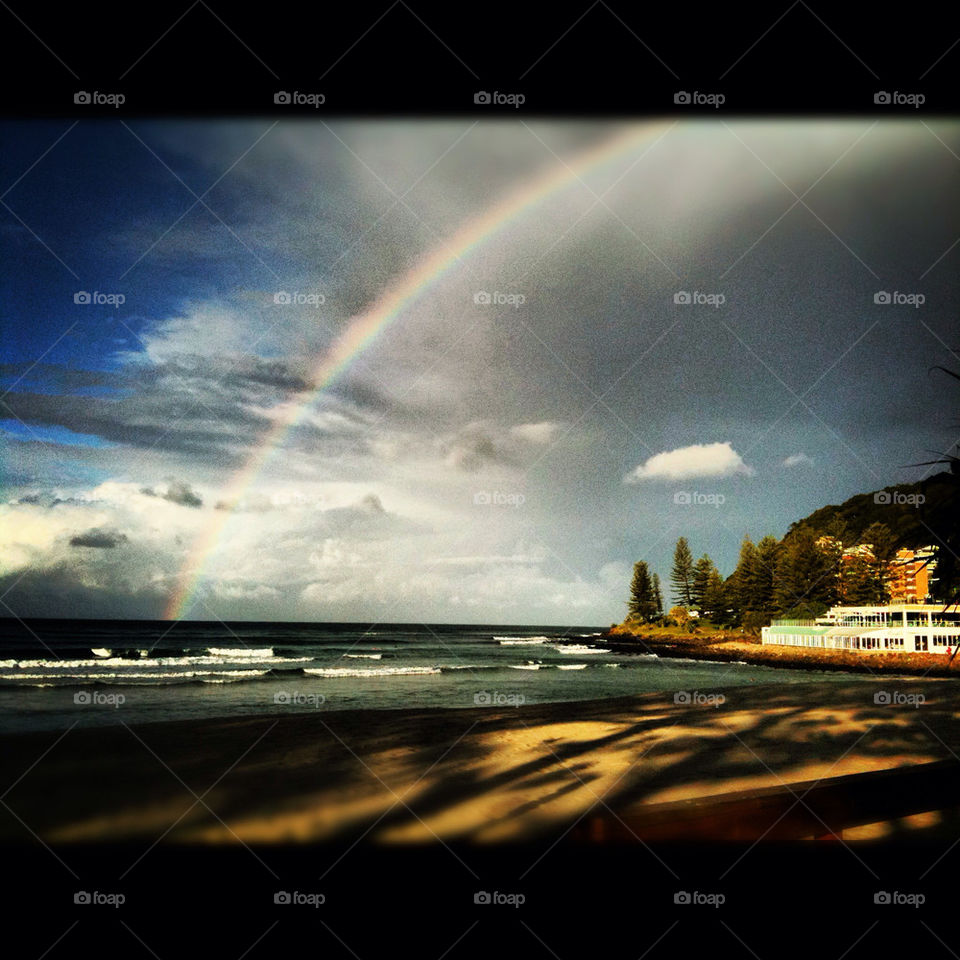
xmin=164 ymin=121 xmax=670 ymax=619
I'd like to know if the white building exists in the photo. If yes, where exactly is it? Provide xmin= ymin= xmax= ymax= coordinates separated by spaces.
xmin=761 ymin=604 xmax=960 ymax=654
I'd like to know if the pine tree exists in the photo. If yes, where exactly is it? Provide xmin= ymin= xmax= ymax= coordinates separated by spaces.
xmin=755 ymin=535 xmax=780 ymax=611
xmin=670 ymin=537 xmax=695 ymax=606
xmin=773 ymin=528 xmax=838 ymax=616
xmin=730 ymin=536 xmax=760 ymax=621
xmin=651 ymin=573 xmax=664 ymax=617
xmin=628 ymin=561 xmax=658 ymax=622
xmin=691 ymin=554 xmax=715 ymax=608
xmin=701 ymin=568 xmax=727 ymax=622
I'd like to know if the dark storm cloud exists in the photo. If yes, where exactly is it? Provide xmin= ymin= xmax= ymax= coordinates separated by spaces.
xmin=141 ymin=480 xmax=203 ymax=508
xmin=69 ymin=528 xmax=129 ymax=548
xmin=0 ymin=363 xmax=121 ymax=390
xmin=0 ymin=565 xmax=165 ymax=619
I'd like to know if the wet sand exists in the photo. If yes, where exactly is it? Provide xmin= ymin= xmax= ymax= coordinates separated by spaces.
xmin=1 ymin=679 xmax=956 ymax=845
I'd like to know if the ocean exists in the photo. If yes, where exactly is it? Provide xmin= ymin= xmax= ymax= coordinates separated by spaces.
xmin=0 ymin=619 xmax=863 ymax=733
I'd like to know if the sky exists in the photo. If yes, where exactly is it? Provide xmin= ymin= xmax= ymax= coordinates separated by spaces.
xmin=1 ymin=118 xmax=958 ymax=624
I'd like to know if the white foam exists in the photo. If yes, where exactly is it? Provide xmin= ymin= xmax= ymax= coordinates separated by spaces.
xmin=0 ymin=670 xmax=268 ymax=680
xmin=495 ymin=636 xmax=549 ymax=644
xmin=208 ymin=647 xmax=274 ymax=658
xmin=509 ymin=663 xmax=541 ymax=670
xmin=343 ymin=653 xmax=383 ymax=659
xmin=0 ymin=655 xmax=310 ymax=670
xmin=557 ymin=663 xmax=588 ymax=670
xmin=552 ymin=644 xmax=604 ymax=654
xmin=303 ymin=666 xmax=441 ymax=678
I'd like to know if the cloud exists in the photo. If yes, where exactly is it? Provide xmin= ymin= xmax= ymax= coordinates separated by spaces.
xmin=69 ymin=528 xmax=129 ymax=548
xmin=625 ymin=442 xmax=753 ymax=482
xmin=141 ymin=480 xmax=203 ymax=508
xmin=509 ymin=421 xmax=564 ymax=445
xmin=782 ymin=452 xmax=814 ymax=468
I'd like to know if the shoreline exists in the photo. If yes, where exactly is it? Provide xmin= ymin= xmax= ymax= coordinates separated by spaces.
xmin=2 ymin=678 xmax=956 ymax=846
xmin=598 ymin=631 xmax=960 ymax=678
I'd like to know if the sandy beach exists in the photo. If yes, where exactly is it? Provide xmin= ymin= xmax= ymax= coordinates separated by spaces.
xmin=1 ymin=678 xmax=957 ymax=847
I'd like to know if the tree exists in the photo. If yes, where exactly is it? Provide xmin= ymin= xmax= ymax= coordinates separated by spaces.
xmin=844 ymin=554 xmax=887 ymax=604
xmin=729 ymin=536 xmax=760 ymax=622
xmin=627 ymin=561 xmax=658 ymax=622
xmin=691 ymin=554 xmax=715 ymax=609
xmin=773 ymin=528 xmax=838 ymax=615
xmin=755 ymin=535 xmax=780 ymax=611
xmin=651 ymin=573 xmax=664 ymax=617
xmin=670 ymin=537 xmax=695 ymax=606
xmin=669 ymin=606 xmax=693 ymax=630
xmin=701 ymin=568 xmax=727 ymax=622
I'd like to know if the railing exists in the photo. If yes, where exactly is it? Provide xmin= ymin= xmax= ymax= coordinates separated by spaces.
xmin=769 ymin=619 xmax=820 ymax=627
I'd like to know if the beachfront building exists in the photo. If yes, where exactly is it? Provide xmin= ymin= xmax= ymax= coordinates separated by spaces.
xmin=761 ymin=604 xmax=960 ymax=654
xmin=887 ymin=547 xmax=936 ymax=603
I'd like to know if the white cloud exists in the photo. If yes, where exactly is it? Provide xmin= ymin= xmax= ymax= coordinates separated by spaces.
xmin=509 ymin=421 xmax=564 ymax=445
xmin=782 ymin=452 xmax=814 ymax=468
xmin=625 ymin=441 xmax=753 ymax=482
